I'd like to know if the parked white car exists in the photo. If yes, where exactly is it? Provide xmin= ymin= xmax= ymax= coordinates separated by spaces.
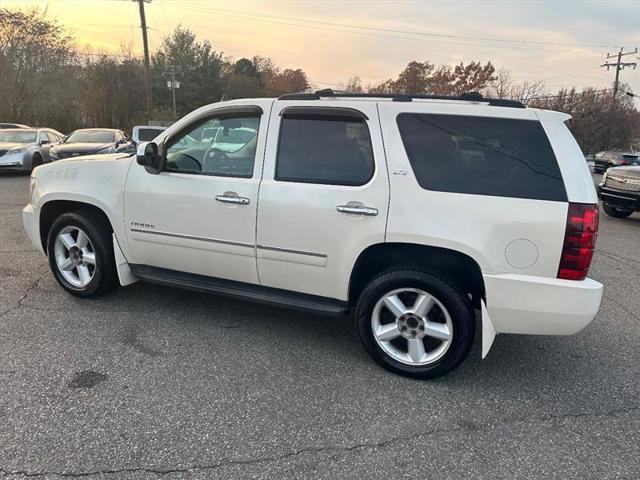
xmin=23 ymin=90 xmax=603 ymax=378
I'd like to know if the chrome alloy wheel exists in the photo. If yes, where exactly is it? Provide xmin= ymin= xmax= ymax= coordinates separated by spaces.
xmin=54 ymin=226 xmax=97 ymax=288
xmin=371 ymin=288 xmax=453 ymax=366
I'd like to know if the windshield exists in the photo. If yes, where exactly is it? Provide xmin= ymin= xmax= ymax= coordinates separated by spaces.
xmin=66 ymin=130 xmax=115 ymax=143
xmin=0 ymin=130 xmax=37 ymax=144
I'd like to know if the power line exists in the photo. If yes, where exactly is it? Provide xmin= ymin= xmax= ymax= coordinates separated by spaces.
xmin=180 ymin=2 xmax=619 ymax=52
xmin=600 ymin=47 xmax=638 ymax=99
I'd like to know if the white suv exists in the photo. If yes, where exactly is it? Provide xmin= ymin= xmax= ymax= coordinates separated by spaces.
xmin=23 ymin=90 xmax=603 ymax=378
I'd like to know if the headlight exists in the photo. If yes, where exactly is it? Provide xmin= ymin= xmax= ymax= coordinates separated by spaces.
xmin=9 ymin=147 xmax=26 ymax=154
xmin=96 ymin=146 xmax=115 ymax=154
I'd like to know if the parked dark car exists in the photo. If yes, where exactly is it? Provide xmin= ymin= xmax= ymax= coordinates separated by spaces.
xmin=0 ymin=123 xmax=30 ymax=129
xmin=49 ymin=128 xmax=135 ymax=161
xmin=593 ymin=151 xmax=639 ymax=173
xmin=597 ymin=166 xmax=640 ymax=218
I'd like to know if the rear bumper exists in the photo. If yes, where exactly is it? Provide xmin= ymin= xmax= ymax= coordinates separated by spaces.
xmin=22 ymin=203 xmax=43 ymax=253
xmin=484 ymin=273 xmax=603 ymax=335
xmin=597 ymin=185 xmax=640 ymax=210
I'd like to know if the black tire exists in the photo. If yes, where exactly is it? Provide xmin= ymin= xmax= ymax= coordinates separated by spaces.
xmin=355 ymin=270 xmax=474 ymax=379
xmin=602 ymin=202 xmax=633 ymax=219
xmin=46 ymin=210 xmax=118 ymax=297
xmin=31 ymin=153 xmax=42 ymax=172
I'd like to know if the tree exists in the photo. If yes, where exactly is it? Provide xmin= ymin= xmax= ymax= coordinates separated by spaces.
xmin=367 ymin=60 xmax=495 ymax=95
xmin=339 ymin=76 xmax=364 ymax=93
xmin=78 ymin=54 xmax=146 ymax=128
xmin=253 ymin=56 xmax=309 ymax=95
xmin=530 ymin=86 xmax=640 ymax=153
xmin=222 ymin=57 xmax=262 ymax=99
xmin=268 ymin=68 xmax=309 ymax=94
xmin=152 ymin=25 xmax=224 ymax=117
xmin=0 ymin=8 xmax=78 ymax=131
xmin=486 ymin=69 xmax=547 ymax=103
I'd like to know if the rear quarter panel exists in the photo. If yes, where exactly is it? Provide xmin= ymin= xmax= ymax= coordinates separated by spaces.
xmin=378 ymin=102 xmax=568 ymax=278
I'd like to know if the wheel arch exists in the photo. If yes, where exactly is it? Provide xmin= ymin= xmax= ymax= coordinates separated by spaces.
xmin=348 ymin=242 xmax=486 ymax=308
xmin=39 ymin=199 xmax=114 ymax=254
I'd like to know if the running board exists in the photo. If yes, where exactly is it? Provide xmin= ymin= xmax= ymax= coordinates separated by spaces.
xmin=129 ymin=264 xmax=348 ymax=317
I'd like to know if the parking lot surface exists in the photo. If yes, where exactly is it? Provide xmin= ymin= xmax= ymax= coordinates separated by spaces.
xmin=1 ymin=173 xmax=639 ymax=479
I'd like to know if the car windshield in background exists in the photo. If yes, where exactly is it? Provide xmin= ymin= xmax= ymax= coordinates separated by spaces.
xmin=66 ymin=130 xmax=115 ymax=143
xmin=138 ymin=128 xmax=163 ymax=142
xmin=0 ymin=130 xmax=37 ymax=144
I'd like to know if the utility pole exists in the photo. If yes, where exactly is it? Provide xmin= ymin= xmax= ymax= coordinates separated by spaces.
xmin=134 ymin=0 xmax=153 ymax=121
xmin=163 ymin=66 xmax=181 ymax=119
xmin=601 ymin=47 xmax=637 ymax=99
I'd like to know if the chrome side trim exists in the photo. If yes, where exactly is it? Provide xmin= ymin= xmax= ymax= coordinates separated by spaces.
xmin=257 ymin=244 xmax=327 ymax=258
xmin=130 ymin=228 xmax=253 ymax=249
xmin=130 ymin=228 xmax=326 ymax=258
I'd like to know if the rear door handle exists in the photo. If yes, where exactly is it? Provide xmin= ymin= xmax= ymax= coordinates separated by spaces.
xmin=216 ymin=193 xmax=250 ymax=205
xmin=336 ymin=205 xmax=378 ymax=216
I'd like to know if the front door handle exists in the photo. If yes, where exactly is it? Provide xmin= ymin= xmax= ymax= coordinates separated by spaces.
xmin=216 ymin=193 xmax=250 ymax=205
xmin=336 ymin=204 xmax=378 ymax=216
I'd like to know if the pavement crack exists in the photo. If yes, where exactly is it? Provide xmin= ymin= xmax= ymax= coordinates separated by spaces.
xmin=0 ymin=277 xmax=43 ymax=318
xmin=1 ymin=405 xmax=637 ymax=478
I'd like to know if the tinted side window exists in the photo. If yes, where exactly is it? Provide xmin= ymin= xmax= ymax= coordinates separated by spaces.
xmin=397 ymin=113 xmax=567 ymax=201
xmin=165 ymin=114 xmax=260 ymax=178
xmin=276 ymin=115 xmax=374 ymax=186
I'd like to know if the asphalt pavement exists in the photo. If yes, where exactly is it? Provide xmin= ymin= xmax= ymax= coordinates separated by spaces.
xmin=1 ymin=172 xmax=639 ymax=479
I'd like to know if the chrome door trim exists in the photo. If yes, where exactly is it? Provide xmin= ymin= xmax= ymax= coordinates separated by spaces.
xmin=130 ymin=228 xmax=254 ymax=249
xmin=257 ymin=244 xmax=327 ymax=258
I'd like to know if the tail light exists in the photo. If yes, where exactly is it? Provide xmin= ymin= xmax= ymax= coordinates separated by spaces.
xmin=557 ymin=203 xmax=599 ymax=281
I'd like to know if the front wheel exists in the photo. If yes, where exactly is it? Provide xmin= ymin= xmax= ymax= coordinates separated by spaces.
xmin=47 ymin=210 xmax=118 ymax=297
xmin=602 ymin=202 xmax=633 ymax=219
xmin=355 ymin=270 xmax=475 ymax=379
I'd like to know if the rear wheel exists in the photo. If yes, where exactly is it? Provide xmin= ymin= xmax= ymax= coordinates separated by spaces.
xmin=602 ymin=202 xmax=633 ymax=219
xmin=47 ymin=211 xmax=118 ymax=297
xmin=355 ymin=270 xmax=475 ymax=379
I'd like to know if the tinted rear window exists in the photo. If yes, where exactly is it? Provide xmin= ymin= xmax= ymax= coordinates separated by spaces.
xmin=397 ymin=113 xmax=567 ymax=201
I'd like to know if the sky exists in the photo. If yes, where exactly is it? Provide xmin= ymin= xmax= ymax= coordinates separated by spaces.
xmin=4 ymin=0 xmax=639 ymax=103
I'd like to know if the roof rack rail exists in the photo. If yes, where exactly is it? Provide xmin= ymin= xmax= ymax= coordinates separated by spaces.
xmin=278 ymin=89 xmax=525 ymax=109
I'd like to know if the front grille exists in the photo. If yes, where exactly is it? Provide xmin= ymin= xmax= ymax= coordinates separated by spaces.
xmin=57 ymin=151 xmax=87 ymax=159
xmin=0 ymin=149 xmax=8 ymax=156
xmin=605 ymin=174 xmax=640 ymax=192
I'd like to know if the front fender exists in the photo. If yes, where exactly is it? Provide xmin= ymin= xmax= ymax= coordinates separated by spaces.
xmin=33 ymin=156 xmax=136 ymax=261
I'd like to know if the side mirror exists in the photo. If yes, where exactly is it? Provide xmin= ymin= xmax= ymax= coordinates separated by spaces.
xmin=40 ymin=139 xmax=50 ymax=145
xmin=136 ymin=142 xmax=161 ymax=173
